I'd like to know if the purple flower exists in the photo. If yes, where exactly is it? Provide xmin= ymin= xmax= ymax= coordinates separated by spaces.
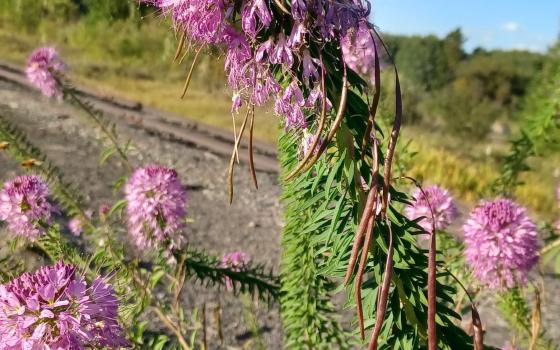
xmin=67 ymin=217 xmax=82 ymax=237
xmin=287 ymin=21 xmax=307 ymax=49
xmin=241 ymin=0 xmax=272 ymax=38
xmin=302 ymin=49 xmax=319 ymax=82
xmin=67 ymin=210 xmax=93 ymax=237
xmin=301 ymin=131 xmax=322 ymax=157
xmin=255 ymin=38 xmax=274 ymax=63
xmin=305 ymin=84 xmax=332 ymax=111
xmin=341 ymin=21 xmax=380 ymax=84
xmin=0 ymin=175 xmax=54 ymax=240
xmin=270 ymin=33 xmax=294 ymax=67
xmin=189 ymin=0 xmax=227 ymax=44
xmin=25 ymin=47 xmax=66 ymax=99
xmin=283 ymin=82 xmax=306 ymax=107
xmin=250 ymin=65 xmax=280 ymax=106
xmin=405 ymin=185 xmax=458 ymax=232
xmin=231 ymin=93 xmax=242 ymax=113
xmin=291 ymin=0 xmax=307 ymax=21
xmin=274 ymin=82 xmax=307 ymax=130
xmin=151 ymin=0 xmax=227 ymax=44
xmin=252 ymin=0 xmax=272 ymax=27
xmin=220 ymin=252 xmax=250 ymax=291
xmin=99 ymin=203 xmax=110 ymax=221
xmin=125 ymin=165 xmax=187 ymax=251
xmin=224 ymin=27 xmax=253 ymax=91
xmin=463 ymin=198 xmax=539 ymax=290
xmin=0 ymin=261 xmax=128 ymax=349
xmin=332 ymin=1 xmax=368 ymax=34
xmin=501 ymin=343 xmax=518 ymax=350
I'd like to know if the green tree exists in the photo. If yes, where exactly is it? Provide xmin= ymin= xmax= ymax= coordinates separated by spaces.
xmin=442 ymin=28 xmax=465 ymax=73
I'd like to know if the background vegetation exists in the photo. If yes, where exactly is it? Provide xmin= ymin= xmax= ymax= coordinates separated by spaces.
xmin=0 ymin=0 xmax=558 ymax=219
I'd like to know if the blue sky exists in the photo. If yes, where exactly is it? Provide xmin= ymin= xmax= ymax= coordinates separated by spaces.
xmin=372 ymin=0 xmax=559 ymax=52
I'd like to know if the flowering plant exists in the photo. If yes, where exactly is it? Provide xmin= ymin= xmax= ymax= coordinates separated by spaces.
xmin=0 ymin=44 xmax=279 ymax=348
xmin=0 ymin=0 xmax=557 ymax=349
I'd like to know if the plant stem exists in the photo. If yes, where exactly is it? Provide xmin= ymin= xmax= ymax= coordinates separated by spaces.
xmin=152 ymin=305 xmax=192 ymax=350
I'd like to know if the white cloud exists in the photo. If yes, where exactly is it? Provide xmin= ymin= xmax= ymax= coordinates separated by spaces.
xmin=501 ymin=21 xmax=520 ymax=32
xmin=513 ymin=43 xmax=543 ymax=52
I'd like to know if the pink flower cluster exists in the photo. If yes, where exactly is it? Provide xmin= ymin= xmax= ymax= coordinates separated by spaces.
xmin=25 ymin=47 xmax=66 ymax=99
xmin=0 ymin=261 xmax=127 ymax=349
xmin=0 ymin=175 xmax=54 ymax=240
xmin=341 ymin=21 xmax=382 ymax=84
xmin=68 ymin=210 xmax=93 ymax=237
xmin=463 ymin=198 xmax=539 ymax=289
xmin=125 ymin=165 xmax=187 ymax=251
xmin=220 ymin=251 xmax=250 ymax=291
xmin=405 ymin=185 xmax=458 ymax=232
xmin=146 ymin=0 xmax=376 ymax=146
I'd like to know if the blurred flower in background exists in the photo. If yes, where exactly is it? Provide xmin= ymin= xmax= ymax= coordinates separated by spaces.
xmin=25 ymin=47 xmax=66 ymax=99
xmin=221 ymin=251 xmax=250 ymax=291
xmin=405 ymin=185 xmax=458 ymax=232
xmin=501 ymin=342 xmax=518 ymax=350
xmin=67 ymin=209 xmax=93 ymax=236
xmin=125 ymin=165 xmax=187 ymax=252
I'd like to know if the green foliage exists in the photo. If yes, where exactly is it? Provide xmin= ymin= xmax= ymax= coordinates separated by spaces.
xmin=386 ymin=33 xmax=457 ymax=90
xmin=180 ymin=246 xmax=280 ymax=303
xmin=279 ymin=132 xmax=476 ymax=348
xmin=0 ymin=255 xmax=26 ymax=284
xmin=385 ymin=30 xmax=545 ymax=139
xmin=491 ymin=132 xmax=535 ymax=196
xmin=0 ymin=0 xmax=79 ymax=31
xmin=276 ymin=43 xmax=480 ymax=348
xmin=82 ymin=0 xmax=134 ymax=21
xmin=279 ymin=132 xmax=351 ymax=349
xmin=491 ymin=41 xmax=560 ymax=196
xmin=497 ymin=289 xmax=557 ymax=350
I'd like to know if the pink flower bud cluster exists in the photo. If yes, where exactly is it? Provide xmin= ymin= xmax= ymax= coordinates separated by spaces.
xmin=67 ymin=210 xmax=93 ymax=237
xmin=463 ymin=198 xmax=539 ymax=290
xmin=405 ymin=185 xmax=541 ymax=290
xmin=125 ymin=165 xmax=187 ymax=252
xmin=341 ymin=21 xmax=382 ymax=84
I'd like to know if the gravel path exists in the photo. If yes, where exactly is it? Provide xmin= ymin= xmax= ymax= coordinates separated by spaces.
xmin=0 ymin=79 xmax=558 ymax=349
